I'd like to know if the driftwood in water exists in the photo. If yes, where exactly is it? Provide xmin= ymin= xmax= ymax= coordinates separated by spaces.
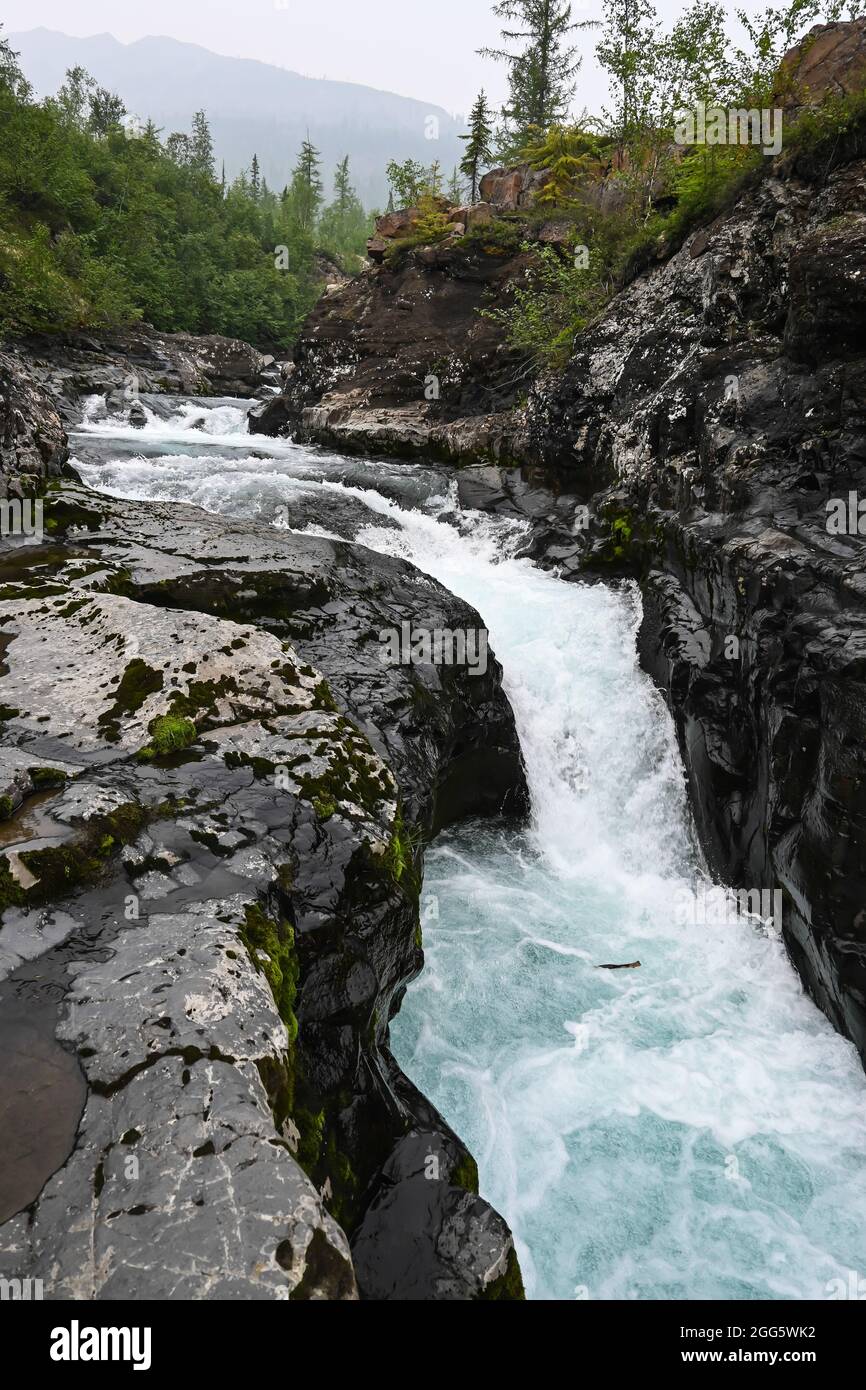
xmin=597 ymin=961 xmax=641 ymax=970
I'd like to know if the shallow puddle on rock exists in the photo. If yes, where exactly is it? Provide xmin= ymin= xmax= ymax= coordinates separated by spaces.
xmin=0 ymin=1002 xmax=86 ymax=1223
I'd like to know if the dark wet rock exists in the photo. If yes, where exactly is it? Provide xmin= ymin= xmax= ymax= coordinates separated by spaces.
xmin=250 ymin=231 xmax=536 ymax=462
xmin=128 ymin=400 xmax=147 ymax=429
xmin=518 ymin=127 xmax=866 ymax=1066
xmin=352 ymin=1136 xmax=520 ymax=1300
xmin=11 ymin=326 xmax=275 ymax=424
xmin=0 ymin=350 xmax=69 ymax=498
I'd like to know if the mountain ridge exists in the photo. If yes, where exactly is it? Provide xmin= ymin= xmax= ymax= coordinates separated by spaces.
xmin=8 ymin=27 xmax=467 ymax=206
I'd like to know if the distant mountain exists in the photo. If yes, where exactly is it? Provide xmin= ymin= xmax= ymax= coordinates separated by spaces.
xmin=8 ymin=28 xmax=467 ymax=209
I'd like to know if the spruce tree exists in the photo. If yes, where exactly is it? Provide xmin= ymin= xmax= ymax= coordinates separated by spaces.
xmin=460 ymin=90 xmax=495 ymax=202
xmin=289 ymin=138 xmax=324 ymax=234
xmin=189 ymin=110 xmax=215 ymax=178
xmin=479 ymin=1 xmax=592 ymax=151
xmin=319 ymin=155 xmax=369 ymax=259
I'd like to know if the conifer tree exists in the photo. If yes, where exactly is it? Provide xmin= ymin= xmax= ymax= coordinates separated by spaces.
xmin=479 ymin=1 xmax=592 ymax=151
xmin=289 ymin=137 xmax=323 ymax=233
xmin=460 ymin=90 xmax=495 ymax=202
xmin=189 ymin=110 xmax=215 ymax=178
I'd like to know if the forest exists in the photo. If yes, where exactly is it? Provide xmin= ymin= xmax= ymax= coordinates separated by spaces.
xmin=1 ymin=1 xmax=863 ymax=351
xmin=0 ymin=33 xmax=369 ymax=347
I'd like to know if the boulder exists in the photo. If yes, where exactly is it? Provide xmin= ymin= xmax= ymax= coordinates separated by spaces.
xmin=366 ymin=234 xmax=389 ymax=264
xmin=778 ymin=17 xmax=866 ymax=111
xmin=466 ymin=201 xmax=495 ymax=228
xmin=374 ymin=208 xmax=418 ymax=240
xmin=479 ymin=164 xmax=550 ymax=211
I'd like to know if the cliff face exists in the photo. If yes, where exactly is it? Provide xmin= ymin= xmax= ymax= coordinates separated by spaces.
xmin=13 ymin=327 xmax=282 ymax=425
xmin=517 ymin=129 xmax=866 ymax=1065
xmin=251 ymin=218 xmax=543 ymax=462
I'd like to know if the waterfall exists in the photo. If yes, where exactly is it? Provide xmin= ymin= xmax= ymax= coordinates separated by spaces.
xmin=75 ymin=394 xmax=866 ymax=1301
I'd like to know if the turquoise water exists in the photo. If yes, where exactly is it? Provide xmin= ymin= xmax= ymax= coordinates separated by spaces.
xmin=78 ymin=397 xmax=866 ymax=1302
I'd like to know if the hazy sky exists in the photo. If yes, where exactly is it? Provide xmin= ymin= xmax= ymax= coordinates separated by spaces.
xmin=3 ymin=0 xmax=778 ymax=118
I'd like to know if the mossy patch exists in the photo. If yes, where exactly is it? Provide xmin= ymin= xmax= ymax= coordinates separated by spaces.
xmin=240 ymin=904 xmax=299 ymax=1043
xmin=98 ymin=658 xmax=164 ymax=743
xmin=28 ymin=766 xmax=68 ymax=790
xmin=477 ymin=1245 xmax=526 ymax=1301
xmin=14 ymin=801 xmax=148 ymax=906
xmin=451 ymin=1151 xmax=479 ymax=1194
xmin=312 ymin=679 xmax=338 ymax=713
xmin=383 ymin=807 xmax=421 ymax=898
xmin=42 ymin=494 xmax=106 ymax=535
xmin=297 ymin=746 xmax=393 ymax=821
xmin=138 ymin=714 xmax=197 ymax=760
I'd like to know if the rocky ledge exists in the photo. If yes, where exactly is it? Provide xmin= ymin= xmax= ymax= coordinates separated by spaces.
xmin=11 ymin=326 xmax=283 ymax=428
xmin=0 ymin=452 xmax=527 ymax=1297
xmin=249 ymin=200 xmax=547 ymax=463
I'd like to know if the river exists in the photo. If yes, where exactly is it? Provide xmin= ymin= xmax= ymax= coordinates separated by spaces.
xmin=73 ymin=393 xmax=866 ymax=1302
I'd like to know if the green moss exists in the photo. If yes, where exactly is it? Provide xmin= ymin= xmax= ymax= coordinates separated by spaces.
xmin=240 ymin=904 xmax=299 ymax=1041
xmin=0 ymin=854 xmax=25 ymax=915
xmin=0 ymin=795 xmax=13 ymax=822
xmin=295 ymin=1107 xmax=326 ymax=1171
xmin=14 ymin=801 xmax=147 ymax=905
xmin=28 ymin=766 xmax=68 ymax=790
xmin=312 ymin=679 xmax=338 ymax=713
xmin=322 ymin=1131 xmax=360 ymax=1229
xmin=19 ymin=844 xmax=102 ymax=896
xmin=592 ymin=505 xmax=658 ymax=572
xmin=0 ymin=582 xmax=66 ymax=600
xmin=383 ymin=807 xmax=420 ymax=898
xmin=138 ymin=714 xmax=197 ymax=760
xmin=312 ymin=795 xmax=337 ymax=822
xmin=451 ymin=1151 xmax=479 ymax=1194
xmin=477 ymin=1246 xmax=526 ymax=1301
xmin=98 ymin=658 xmax=164 ymax=742
xmin=42 ymin=495 xmax=106 ymax=535
xmin=222 ymin=749 xmax=278 ymax=779
xmin=241 ymin=903 xmax=302 ymax=1125
xmin=297 ymin=745 xmax=392 ymax=822
xmin=165 ymin=677 xmax=235 ymax=721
